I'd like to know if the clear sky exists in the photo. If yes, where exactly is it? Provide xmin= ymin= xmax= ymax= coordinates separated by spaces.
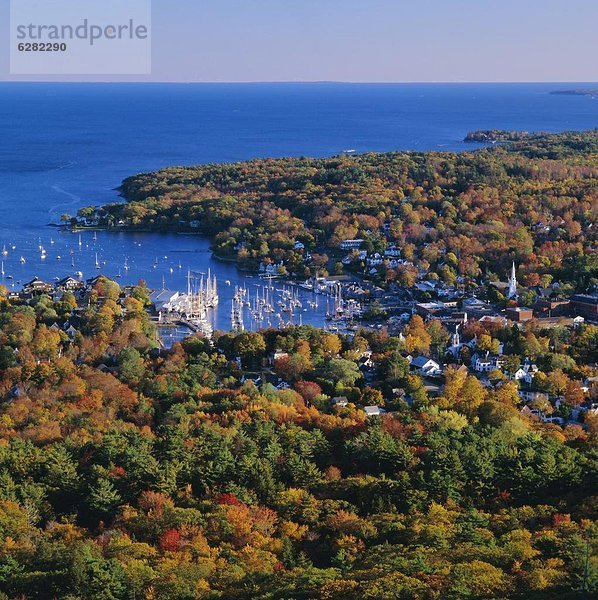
xmin=2 ymin=0 xmax=597 ymax=82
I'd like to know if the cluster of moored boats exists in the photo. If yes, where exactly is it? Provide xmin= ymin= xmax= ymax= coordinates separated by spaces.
xmin=1 ymin=233 xmax=106 ymax=284
xmin=229 ymin=280 xmax=363 ymax=333
xmin=231 ymin=284 xmax=304 ymax=331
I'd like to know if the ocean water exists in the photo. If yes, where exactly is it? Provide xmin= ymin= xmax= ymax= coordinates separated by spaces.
xmin=0 ymin=82 xmax=596 ymax=330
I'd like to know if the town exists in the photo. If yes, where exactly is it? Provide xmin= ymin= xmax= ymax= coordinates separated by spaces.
xmin=9 ymin=258 xmax=598 ymax=432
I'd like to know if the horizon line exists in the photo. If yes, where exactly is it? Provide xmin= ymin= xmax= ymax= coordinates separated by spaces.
xmin=1 ymin=79 xmax=597 ymax=85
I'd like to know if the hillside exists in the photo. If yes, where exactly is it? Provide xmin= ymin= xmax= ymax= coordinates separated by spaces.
xmin=0 ymin=277 xmax=596 ymax=598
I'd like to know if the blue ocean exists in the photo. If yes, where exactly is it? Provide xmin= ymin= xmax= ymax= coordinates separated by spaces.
xmin=0 ymin=82 xmax=596 ymax=330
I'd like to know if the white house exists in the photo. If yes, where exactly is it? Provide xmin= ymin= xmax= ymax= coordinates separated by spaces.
xmin=259 ymin=261 xmax=283 ymax=275
xmin=410 ymin=356 xmax=442 ymax=377
xmin=56 ymin=276 xmax=83 ymax=291
xmin=507 ymin=359 xmax=539 ymax=383
xmin=364 ymin=405 xmax=385 ymax=417
xmin=518 ymin=389 xmax=549 ymax=404
xmin=512 ymin=368 xmax=527 ymax=381
xmin=340 ymin=239 xmax=365 ymax=250
xmin=332 ymin=396 xmax=349 ymax=408
xmin=366 ymin=254 xmax=384 ymax=267
xmin=271 ymin=349 xmax=289 ymax=363
xmin=384 ymin=246 xmax=402 ymax=257
xmin=471 ymin=352 xmax=504 ymax=373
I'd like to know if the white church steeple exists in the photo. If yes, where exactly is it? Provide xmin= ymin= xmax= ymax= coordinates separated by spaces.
xmin=507 ymin=262 xmax=518 ymax=299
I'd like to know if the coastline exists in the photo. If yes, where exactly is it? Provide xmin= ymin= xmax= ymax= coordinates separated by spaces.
xmin=60 ymin=129 xmax=597 ymax=298
xmin=61 ymin=223 xmax=259 ymax=272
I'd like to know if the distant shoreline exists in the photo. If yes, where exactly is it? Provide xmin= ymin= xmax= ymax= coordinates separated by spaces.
xmin=550 ymin=89 xmax=598 ymax=97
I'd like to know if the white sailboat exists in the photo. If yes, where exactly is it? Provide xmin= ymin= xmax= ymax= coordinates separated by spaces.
xmin=95 ymin=253 xmax=100 ymax=269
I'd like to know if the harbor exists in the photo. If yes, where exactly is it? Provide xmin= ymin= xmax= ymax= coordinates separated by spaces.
xmin=151 ymin=271 xmax=366 ymax=344
xmin=0 ymin=229 xmax=368 ymax=344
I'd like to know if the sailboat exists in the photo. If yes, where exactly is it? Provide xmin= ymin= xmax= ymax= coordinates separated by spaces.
xmin=124 ymin=258 xmax=129 ymax=271
xmin=1 ymin=261 xmax=4 ymax=277
xmin=93 ymin=232 xmax=97 ymax=242
xmin=71 ymin=256 xmax=75 ymax=267
xmin=78 ymin=234 xmax=82 ymax=249
xmin=20 ymin=256 xmax=26 ymax=264
xmin=1 ymin=245 xmax=7 ymax=256
xmin=115 ymin=268 xmax=122 ymax=278
xmin=95 ymin=253 xmax=100 ymax=269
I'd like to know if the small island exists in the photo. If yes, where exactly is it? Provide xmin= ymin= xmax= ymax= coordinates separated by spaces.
xmin=550 ymin=89 xmax=598 ymax=97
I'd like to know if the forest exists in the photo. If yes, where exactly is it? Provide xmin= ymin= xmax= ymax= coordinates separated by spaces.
xmin=69 ymin=130 xmax=598 ymax=289
xmin=0 ymin=277 xmax=596 ymax=599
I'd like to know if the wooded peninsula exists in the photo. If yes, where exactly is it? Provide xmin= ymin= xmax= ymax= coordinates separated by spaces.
xmin=70 ymin=130 xmax=597 ymax=291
